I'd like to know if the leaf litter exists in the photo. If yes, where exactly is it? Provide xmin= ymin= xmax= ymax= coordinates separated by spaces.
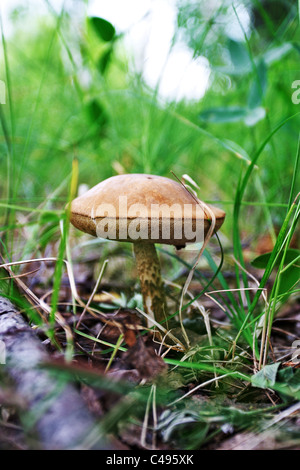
xmin=0 ymin=221 xmax=300 ymax=450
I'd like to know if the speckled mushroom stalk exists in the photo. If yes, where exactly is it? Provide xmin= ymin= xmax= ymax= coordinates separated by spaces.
xmin=133 ymin=241 xmax=168 ymax=330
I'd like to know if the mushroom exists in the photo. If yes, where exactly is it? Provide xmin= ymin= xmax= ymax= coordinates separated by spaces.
xmin=70 ymin=174 xmax=225 ymax=332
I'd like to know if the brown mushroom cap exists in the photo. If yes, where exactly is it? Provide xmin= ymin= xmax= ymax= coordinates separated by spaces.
xmin=70 ymin=174 xmax=225 ymax=246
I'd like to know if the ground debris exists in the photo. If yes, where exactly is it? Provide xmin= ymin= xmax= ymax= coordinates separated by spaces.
xmin=214 ymin=429 xmax=300 ymax=450
xmin=121 ymin=336 xmax=167 ymax=381
xmin=0 ymin=296 xmax=110 ymax=450
xmin=91 ymin=309 xmax=142 ymax=344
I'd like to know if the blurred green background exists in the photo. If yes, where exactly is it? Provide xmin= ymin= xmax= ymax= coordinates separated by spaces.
xmin=0 ymin=0 xmax=299 ymax=248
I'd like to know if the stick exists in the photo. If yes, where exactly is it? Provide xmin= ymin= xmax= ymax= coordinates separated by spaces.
xmin=0 ymin=296 xmax=108 ymax=450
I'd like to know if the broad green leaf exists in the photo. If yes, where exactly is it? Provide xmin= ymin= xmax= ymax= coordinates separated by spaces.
xmin=89 ymin=17 xmax=115 ymax=42
xmin=251 ymin=248 xmax=300 ymax=269
xmin=85 ymin=99 xmax=108 ymax=127
xmin=244 ymin=106 xmax=266 ymax=126
xmin=263 ymin=42 xmax=293 ymax=65
xmin=251 ymin=362 xmax=280 ymax=389
xmin=278 ymin=266 xmax=300 ymax=300
xmin=213 ymin=43 xmax=292 ymax=77
xmin=277 ymin=368 xmax=300 ymax=396
xmin=277 ymin=366 xmax=294 ymax=383
xmin=251 ymin=249 xmax=300 ymax=300
xmin=39 ymin=211 xmax=61 ymax=225
xmin=98 ymin=46 xmax=113 ymax=74
xmin=247 ymin=59 xmax=267 ymax=109
xmin=199 ymin=106 xmax=248 ymax=123
xmin=199 ymin=106 xmax=265 ymax=126
xmin=228 ymin=39 xmax=250 ymax=69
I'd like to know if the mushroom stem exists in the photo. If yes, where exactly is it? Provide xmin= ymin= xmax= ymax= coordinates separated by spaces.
xmin=133 ymin=242 xmax=168 ymax=330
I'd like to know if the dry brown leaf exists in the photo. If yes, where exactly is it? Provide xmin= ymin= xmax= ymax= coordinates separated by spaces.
xmin=121 ymin=336 xmax=167 ymax=380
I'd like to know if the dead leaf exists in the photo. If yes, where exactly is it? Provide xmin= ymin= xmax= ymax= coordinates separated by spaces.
xmin=92 ymin=309 xmax=141 ymax=344
xmin=123 ymin=328 xmax=137 ymax=347
xmin=121 ymin=337 xmax=167 ymax=380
